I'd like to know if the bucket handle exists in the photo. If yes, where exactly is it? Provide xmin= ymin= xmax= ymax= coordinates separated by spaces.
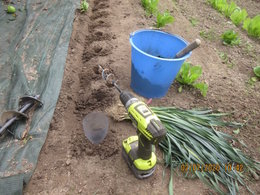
xmin=130 ymin=32 xmax=135 ymax=38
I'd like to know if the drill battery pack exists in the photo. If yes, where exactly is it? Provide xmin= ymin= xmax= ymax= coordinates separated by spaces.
xmin=122 ymin=136 xmax=156 ymax=179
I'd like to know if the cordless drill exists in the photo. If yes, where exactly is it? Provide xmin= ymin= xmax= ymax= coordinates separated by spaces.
xmin=119 ymin=88 xmax=167 ymax=179
xmin=99 ymin=65 xmax=167 ymax=179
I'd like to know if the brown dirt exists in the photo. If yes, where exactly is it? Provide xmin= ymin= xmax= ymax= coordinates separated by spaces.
xmin=24 ymin=0 xmax=260 ymax=194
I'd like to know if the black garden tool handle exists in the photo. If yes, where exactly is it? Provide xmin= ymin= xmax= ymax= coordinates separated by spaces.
xmin=175 ymin=39 xmax=201 ymax=58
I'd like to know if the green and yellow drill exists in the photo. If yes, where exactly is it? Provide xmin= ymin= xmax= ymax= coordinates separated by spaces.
xmin=99 ymin=65 xmax=166 ymax=179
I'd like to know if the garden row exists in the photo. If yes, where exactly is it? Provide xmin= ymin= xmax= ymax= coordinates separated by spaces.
xmin=208 ymin=0 xmax=260 ymax=38
xmin=207 ymin=0 xmax=260 ymax=85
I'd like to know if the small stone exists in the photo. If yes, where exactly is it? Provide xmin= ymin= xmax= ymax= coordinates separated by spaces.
xmin=66 ymin=159 xmax=71 ymax=166
xmin=73 ymin=110 xmax=79 ymax=114
xmin=78 ymin=189 xmax=82 ymax=193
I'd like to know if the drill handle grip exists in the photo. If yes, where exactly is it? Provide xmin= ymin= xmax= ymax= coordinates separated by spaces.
xmin=137 ymin=133 xmax=152 ymax=160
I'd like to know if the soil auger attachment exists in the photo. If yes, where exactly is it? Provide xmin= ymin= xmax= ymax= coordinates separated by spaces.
xmin=0 ymin=95 xmax=43 ymax=137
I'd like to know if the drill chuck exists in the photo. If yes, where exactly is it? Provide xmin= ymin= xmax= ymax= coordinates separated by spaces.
xmin=119 ymin=91 xmax=138 ymax=108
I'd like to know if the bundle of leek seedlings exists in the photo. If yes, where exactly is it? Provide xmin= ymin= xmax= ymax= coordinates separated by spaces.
xmin=149 ymin=107 xmax=260 ymax=195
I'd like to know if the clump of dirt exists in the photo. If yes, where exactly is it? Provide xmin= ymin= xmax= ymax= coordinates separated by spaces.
xmin=78 ymin=67 xmax=99 ymax=85
xmin=92 ymin=2 xmax=109 ymax=12
xmin=85 ymin=31 xmax=114 ymax=43
xmin=3 ymin=0 xmax=10 ymax=4
xmin=76 ymin=85 xmax=116 ymax=111
xmin=88 ymin=20 xmax=111 ymax=31
xmin=76 ymin=64 xmax=117 ymax=112
xmin=82 ymin=41 xmax=113 ymax=62
xmin=105 ymin=102 xmax=126 ymax=121
xmin=70 ymin=129 xmax=119 ymax=160
xmin=90 ymin=10 xmax=110 ymax=20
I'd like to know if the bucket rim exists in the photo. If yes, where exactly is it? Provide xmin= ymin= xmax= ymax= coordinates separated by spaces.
xmin=129 ymin=29 xmax=191 ymax=61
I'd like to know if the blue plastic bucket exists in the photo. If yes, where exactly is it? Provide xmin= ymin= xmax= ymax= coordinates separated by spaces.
xmin=130 ymin=29 xmax=191 ymax=98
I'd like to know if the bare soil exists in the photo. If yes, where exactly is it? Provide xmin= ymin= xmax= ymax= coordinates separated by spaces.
xmin=24 ymin=0 xmax=260 ymax=194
